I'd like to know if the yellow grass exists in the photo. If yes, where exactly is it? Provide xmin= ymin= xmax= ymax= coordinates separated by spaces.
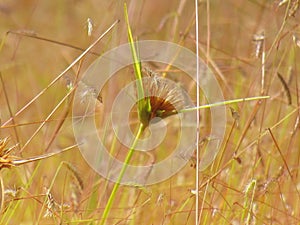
xmin=0 ymin=1 xmax=300 ymax=224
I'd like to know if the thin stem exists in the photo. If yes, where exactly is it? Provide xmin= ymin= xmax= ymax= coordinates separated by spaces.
xmin=194 ymin=0 xmax=200 ymax=224
xmin=7 ymin=30 xmax=100 ymax=56
xmin=100 ymin=123 xmax=145 ymax=225
xmin=2 ymin=19 xmax=119 ymax=127
xmin=180 ymin=96 xmax=269 ymax=113
xmin=124 ymin=3 xmax=151 ymax=125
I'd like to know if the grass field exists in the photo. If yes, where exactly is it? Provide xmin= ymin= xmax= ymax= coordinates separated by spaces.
xmin=1 ymin=0 xmax=300 ymax=224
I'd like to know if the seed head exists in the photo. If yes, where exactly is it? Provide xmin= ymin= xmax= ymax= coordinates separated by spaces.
xmin=138 ymin=68 xmax=185 ymax=126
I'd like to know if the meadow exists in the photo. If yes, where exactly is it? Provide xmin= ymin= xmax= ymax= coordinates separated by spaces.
xmin=0 ymin=0 xmax=300 ymax=224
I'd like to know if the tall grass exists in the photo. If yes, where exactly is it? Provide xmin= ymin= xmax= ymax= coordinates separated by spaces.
xmin=0 ymin=1 xmax=300 ymax=224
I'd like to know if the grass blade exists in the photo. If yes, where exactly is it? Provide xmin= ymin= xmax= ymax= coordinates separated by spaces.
xmin=124 ymin=3 xmax=151 ymax=126
xmin=180 ymin=96 xmax=270 ymax=113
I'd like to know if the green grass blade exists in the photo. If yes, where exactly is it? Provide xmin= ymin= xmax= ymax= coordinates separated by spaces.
xmin=180 ymin=96 xmax=270 ymax=113
xmin=100 ymin=123 xmax=144 ymax=225
xmin=124 ymin=3 xmax=151 ymax=126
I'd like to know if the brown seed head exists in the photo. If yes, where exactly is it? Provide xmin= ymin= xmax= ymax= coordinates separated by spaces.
xmin=0 ymin=137 xmax=15 ymax=170
xmin=139 ymin=69 xmax=185 ymax=124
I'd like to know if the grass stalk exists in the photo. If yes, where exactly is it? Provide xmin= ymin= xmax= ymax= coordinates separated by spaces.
xmin=241 ymin=179 xmax=257 ymax=225
xmin=2 ymin=19 xmax=119 ymax=127
xmin=124 ymin=3 xmax=151 ymax=126
xmin=100 ymin=123 xmax=145 ymax=225
xmin=180 ymin=96 xmax=269 ymax=113
xmin=99 ymin=5 xmax=149 ymax=224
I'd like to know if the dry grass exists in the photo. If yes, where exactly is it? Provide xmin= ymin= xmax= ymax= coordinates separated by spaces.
xmin=0 ymin=0 xmax=300 ymax=224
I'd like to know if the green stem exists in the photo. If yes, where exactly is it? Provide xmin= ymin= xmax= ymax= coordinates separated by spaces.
xmin=179 ymin=96 xmax=269 ymax=113
xmin=124 ymin=3 xmax=151 ymax=125
xmin=100 ymin=123 xmax=144 ymax=225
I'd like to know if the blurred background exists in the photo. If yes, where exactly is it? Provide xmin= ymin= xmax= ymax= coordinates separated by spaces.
xmin=1 ymin=0 xmax=300 ymax=224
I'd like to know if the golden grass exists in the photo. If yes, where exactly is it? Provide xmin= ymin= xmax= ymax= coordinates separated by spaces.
xmin=0 ymin=0 xmax=300 ymax=224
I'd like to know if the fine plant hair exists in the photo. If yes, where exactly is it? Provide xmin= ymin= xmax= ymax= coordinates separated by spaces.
xmin=43 ymin=188 xmax=55 ymax=218
xmin=277 ymin=72 xmax=292 ymax=105
xmin=65 ymin=162 xmax=84 ymax=192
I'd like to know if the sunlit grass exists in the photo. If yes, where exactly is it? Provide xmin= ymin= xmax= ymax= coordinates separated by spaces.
xmin=0 ymin=0 xmax=300 ymax=224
